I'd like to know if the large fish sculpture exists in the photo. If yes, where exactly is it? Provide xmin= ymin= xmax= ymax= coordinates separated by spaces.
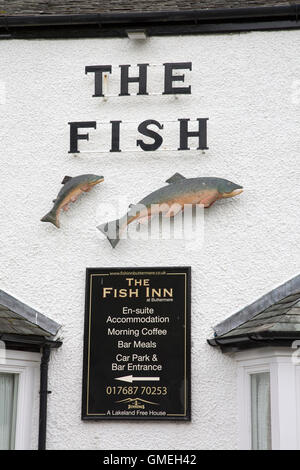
xmin=98 ymin=173 xmax=243 ymax=248
xmin=41 ymin=174 xmax=104 ymax=228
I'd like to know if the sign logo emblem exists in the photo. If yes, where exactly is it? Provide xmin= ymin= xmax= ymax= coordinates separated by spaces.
xmin=116 ymin=398 xmax=158 ymax=410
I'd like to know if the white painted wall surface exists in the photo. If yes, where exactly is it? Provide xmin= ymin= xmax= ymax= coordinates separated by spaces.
xmin=0 ymin=30 xmax=299 ymax=450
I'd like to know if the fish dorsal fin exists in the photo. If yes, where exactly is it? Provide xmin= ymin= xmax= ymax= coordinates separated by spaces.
xmin=166 ymin=173 xmax=186 ymax=185
xmin=61 ymin=175 xmax=72 ymax=185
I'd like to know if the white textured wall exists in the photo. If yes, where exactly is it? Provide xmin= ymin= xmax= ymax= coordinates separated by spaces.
xmin=0 ymin=30 xmax=299 ymax=450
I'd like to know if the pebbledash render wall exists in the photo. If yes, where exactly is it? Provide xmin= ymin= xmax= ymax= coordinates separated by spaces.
xmin=0 ymin=29 xmax=300 ymax=450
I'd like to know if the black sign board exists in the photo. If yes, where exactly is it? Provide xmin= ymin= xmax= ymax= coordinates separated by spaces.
xmin=82 ymin=267 xmax=191 ymax=420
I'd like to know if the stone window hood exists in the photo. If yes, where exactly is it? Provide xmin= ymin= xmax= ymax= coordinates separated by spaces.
xmin=0 ymin=289 xmax=62 ymax=450
xmin=207 ymin=274 xmax=300 ymax=449
xmin=0 ymin=289 xmax=61 ymax=352
xmin=207 ymin=274 xmax=300 ymax=353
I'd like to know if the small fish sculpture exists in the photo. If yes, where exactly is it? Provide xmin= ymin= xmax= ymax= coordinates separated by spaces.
xmin=41 ymin=174 xmax=104 ymax=228
xmin=98 ymin=173 xmax=243 ymax=248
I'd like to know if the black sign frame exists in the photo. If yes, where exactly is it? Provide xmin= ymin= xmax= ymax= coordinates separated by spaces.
xmin=82 ymin=267 xmax=191 ymax=421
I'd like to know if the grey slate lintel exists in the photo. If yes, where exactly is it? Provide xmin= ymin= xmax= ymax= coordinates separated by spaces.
xmin=0 ymin=290 xmax=61 ymax=337
xmin=214 ymin=274 xmax=300 ymax=337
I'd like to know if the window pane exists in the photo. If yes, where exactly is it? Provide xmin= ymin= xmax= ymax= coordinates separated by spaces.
xmin=0 ymin=373 xmax=19 ymax=450
xmin=251 ymin=372 xmax=272 ymax=450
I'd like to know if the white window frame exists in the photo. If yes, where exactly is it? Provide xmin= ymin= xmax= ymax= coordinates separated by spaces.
xmin=0 ymin=349 xmax=40 ymax=450
xmin=236 ymin=347 xmax=298 ymax=450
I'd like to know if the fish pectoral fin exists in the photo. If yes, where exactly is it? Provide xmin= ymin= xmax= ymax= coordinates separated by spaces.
xmin=61 ymin=175 xmax=72 ymax=184
xmin=164 ymin=204 xmax=183 ymax=217
xmin=199 ymin=197 xmax=216 ymax=208
xmin=165 ymin=173 xmax=186 ymax=185
xmin=198 ymin=190 xmax=219 ymax=208
xmin=82 ymin=184 xmax=91 ymax=192
xmin=204 ymin=201 xmax=216 ymax=208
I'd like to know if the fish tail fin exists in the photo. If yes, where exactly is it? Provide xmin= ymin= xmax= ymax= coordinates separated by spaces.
xmin=41 ymin=210 xmax=59 ymax=228
xmin=97 ymin=219 xmax=122 ymax=248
